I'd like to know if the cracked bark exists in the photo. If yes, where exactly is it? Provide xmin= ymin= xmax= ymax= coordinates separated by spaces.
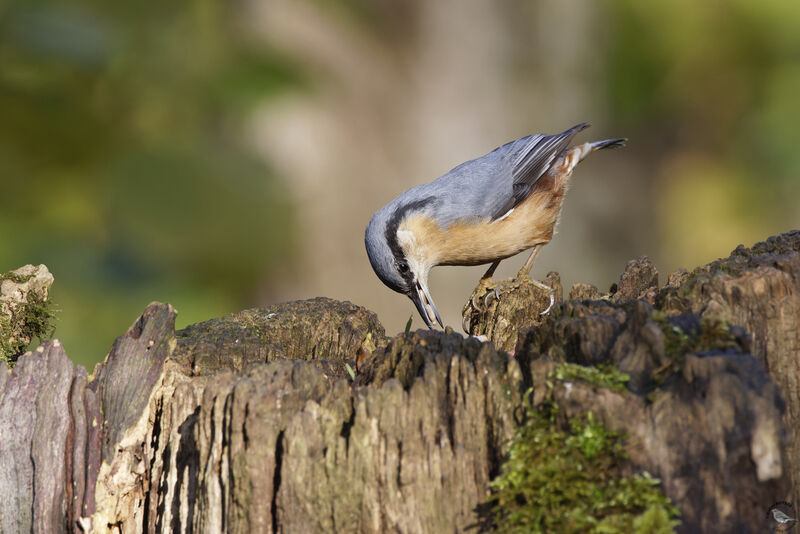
xmin=1 ymin=231 xmax=799 ymax=533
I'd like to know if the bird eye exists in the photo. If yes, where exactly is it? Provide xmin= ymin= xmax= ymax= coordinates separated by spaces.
xmin=397 ymin=259 xmax=409 ymax=273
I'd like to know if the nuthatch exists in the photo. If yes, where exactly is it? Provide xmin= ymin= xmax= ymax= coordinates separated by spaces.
xmin=365 ymin=123 xmax=626 ymax=329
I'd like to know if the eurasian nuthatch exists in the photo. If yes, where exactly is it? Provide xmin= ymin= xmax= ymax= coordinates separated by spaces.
xmin=365 ymin=123 xmax=626 ymax=329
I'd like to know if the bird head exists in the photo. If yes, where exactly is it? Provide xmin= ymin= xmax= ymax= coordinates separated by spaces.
xmin=365 ymin=197 xmax=443 ymax=329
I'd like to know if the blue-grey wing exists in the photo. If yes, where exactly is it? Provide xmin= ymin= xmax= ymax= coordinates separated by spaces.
xmin=489 ymin=123 xmax=589 ymax=220
xmin=409 ymin=150 xmax=517 ymax=227
xmin=402 ymin=124 xmax=589 ymax=228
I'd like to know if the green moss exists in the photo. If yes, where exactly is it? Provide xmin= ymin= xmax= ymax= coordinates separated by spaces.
xmin=550 ymin=362 xmax=630 ymax=394
xmin=0 ymin=271 xmax=36 ymax=284
xmin=648 ymin=311 xmax=740 ymax=385
xmin=1 ymin=291 xmax=56 ymax=367
xmin=696 ymin=318 xmax=740 ymax=352
xmin=345 ymin=362 xmax=356 ymax=381
xmin=238 ymin=311 xmax=269 ymax=344
xmin=487 ymin=400 xmax=680 ymax=533
xmin=652 ymin=311 xmax=739 ymax=358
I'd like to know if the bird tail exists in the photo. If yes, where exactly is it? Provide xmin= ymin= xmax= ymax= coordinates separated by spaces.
xmin=589 ymin=138 xmax=627 ymax=152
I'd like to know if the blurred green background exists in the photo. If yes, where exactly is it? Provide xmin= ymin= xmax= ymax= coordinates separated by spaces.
xmin=2 ymin=0 xmax=799 ymax=368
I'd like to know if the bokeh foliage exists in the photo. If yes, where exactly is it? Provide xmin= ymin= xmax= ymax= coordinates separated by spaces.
xmin=2 ymin=0 xmax=799 ymax=365
xmin=0 ymin=0 xmax=302 ymax=366
xmin=605 ymin=0 xmax=800 ymax=270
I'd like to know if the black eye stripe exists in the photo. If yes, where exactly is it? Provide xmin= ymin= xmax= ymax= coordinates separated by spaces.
xmin=397 ymin=259 xmax=409 ymax=273
xmin=384 ymin=196 xmax=434 ymax=290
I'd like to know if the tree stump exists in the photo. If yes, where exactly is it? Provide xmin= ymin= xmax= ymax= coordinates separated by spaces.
xmin=1 ymin=230 xmax=799 ymax=533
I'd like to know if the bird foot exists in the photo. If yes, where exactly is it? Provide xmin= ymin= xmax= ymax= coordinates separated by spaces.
xmin=483 ymin=278 xmax=523 ymax=307
xmin=463 ymin=277 xmax=502 ymax=332
xmin=467 ymin=277 xmax=508 ymax=313
xmin=463 ymin=274 xmax=556 ymax=334
xmin=489 ymin=276 xmax=555 ymax=315
xmin=466 ymin=276 xmax=501 ymax=312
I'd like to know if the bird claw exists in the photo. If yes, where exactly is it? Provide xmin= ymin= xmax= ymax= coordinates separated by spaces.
xmin=485 ymin=279 xmax=522 ymax=303
xmin=463 ymin=293 xmax=484 ymax=334
xmin=540 ymin=292 xmax=555 ymax=315
xmin=464 ymin=280 xmax=498 ymax=333
xmin=528 ymin=278 xmax=555 ymax=315
xmin=471 ymin=293 xmax=484 ymax=313
xmin=484 ymin=288 xmax=499 ymax=309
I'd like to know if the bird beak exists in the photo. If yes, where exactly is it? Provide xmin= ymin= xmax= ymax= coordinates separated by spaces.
xmin=410 ymin=278 xmax=443 ymax=329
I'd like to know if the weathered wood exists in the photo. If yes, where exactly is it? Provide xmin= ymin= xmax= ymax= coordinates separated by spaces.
xmin=518 ymin=299 xmax=787 ymax=531
xmin=656 ymin=230 xmax=800 ymax=513
xmin=88 ymin=303 xmax=177 ymax=532
xmin=147 ymin=328 xmax=523 ymax=533
xmin=610 ymin=255 xmax=659 ymax=302
xmin=463 ymin=255 xmax=660 ymax=350
xmin=1 ymin=230 xmax=799 ymax=533
xmin=0 ymin=340 xmax=74 ymax=533
xmin=171 ymin=297 xmax=385 ymax=376
xmin=468 ymin=231 xmax=800 ymax=531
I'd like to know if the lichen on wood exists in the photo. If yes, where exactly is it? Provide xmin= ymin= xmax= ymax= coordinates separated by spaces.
xmin=171 ymin=297 xmax=386 ymax=377
xmin=0 ymin=264 xmax=56 ymax=365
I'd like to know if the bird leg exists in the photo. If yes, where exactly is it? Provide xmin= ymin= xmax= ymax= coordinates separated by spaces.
xmin=468 ymin=260 xmax=502 ymax=312
xmin=484 ymin=245 xmax=554 ymax=314
xmin=516 ymin=244 xmax=542 ymax=280
xmin=477 ymin=246 xmax=555 ymax=306
xmin=515 ymin=245 xmax=555 ymax=314
xmin=463 ymin=247 xmax=555 ymax=333
xmin=481 ymin=260 xmax=501 ymax=280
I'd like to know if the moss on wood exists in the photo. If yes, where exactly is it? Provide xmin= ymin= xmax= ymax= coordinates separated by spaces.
xmin=1 ymin=289 xmax=55 ymax=366
xmin=549 ymin=362 xmax=630 ymax=394
xmin=487 ymin=398 xmax=679 ymax=533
